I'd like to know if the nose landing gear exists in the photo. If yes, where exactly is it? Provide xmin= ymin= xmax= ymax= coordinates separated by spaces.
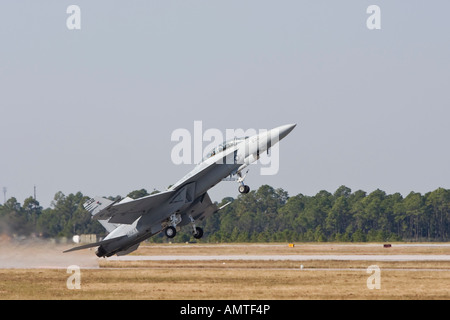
xmin=238 ymin=184 xmax=250 ymax=194
xmin=237 ymin=170 xmax=250 ymax=194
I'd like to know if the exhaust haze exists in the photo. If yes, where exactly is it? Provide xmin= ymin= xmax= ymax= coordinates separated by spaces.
xmin=0 ymin=238 xmax=98 ymax=269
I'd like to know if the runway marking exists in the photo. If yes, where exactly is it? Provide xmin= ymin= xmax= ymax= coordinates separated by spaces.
xmin=141 ymin=244 xmax=450 ymax=248
xmin=97 ymin=266 xmax=450 ymax=272
xmin=107 ymin=254 xmax=450 ymax=262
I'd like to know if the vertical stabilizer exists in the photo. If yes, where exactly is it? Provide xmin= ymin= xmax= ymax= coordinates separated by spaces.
xmin=83 ymin=197 xmax=119 ymax=233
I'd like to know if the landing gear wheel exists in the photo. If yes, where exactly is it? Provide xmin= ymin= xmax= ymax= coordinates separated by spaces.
xmin=193 ymin=227 xmax=204 ymax=239
xmin=239 ymin=185 xmax=250 ymax=194
xmin=165 ymin=226 xmax=177 ymax=238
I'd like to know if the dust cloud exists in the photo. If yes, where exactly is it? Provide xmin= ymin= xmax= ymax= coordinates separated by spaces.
xmin=0 ymin=237 xmax=99 ymax=269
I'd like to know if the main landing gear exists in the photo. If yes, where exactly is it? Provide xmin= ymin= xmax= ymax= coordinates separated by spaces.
xmin=193 ymin=226 xmax=203 ymax=239
xmin=164 ymin=213 xmax=181 ymax=238
xmin=165 ymin=225 xmax=177 ymax=238
xmin=163 ymin=214 xmax=204 ymax=239
xmin=190 ymin=215 xmax=203 ymax=239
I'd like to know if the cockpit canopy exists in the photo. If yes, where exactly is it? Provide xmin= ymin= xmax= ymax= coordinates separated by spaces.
xmin=202 ymin=137 xmax=246 ymax=162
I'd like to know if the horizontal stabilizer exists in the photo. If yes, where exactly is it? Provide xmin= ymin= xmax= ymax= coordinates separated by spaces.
xmin=63 ymin=235 xmax=126 ymax=253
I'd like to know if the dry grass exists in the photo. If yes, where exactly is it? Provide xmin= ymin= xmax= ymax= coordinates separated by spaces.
xmin=98 ymin=259 xmax=450 ymax=270
xmin=1 ymin=264 xmax=449 ymax=300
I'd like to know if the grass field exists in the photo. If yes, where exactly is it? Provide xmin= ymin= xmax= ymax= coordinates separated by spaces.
xmin=0 ymin=242 xmax=449 ymax=299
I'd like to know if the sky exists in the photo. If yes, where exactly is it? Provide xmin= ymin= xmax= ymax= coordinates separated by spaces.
xmin=0 ymin=1 xmax=449 ymax=208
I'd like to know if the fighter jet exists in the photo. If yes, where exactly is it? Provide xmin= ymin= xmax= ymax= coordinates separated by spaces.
xmin=64 ymin=124 xmax=296 ymax=257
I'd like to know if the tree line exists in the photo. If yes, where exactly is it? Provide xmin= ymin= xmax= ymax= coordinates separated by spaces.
xmin=0 ymin=185 xmax=449 ymax=242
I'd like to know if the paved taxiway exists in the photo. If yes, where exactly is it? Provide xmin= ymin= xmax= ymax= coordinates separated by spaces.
xmin=108 ymin=254 xmax=450 ymax=262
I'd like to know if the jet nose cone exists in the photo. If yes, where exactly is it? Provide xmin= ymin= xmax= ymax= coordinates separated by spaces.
xmin=275 ymin=123 xmax=297 ymax=141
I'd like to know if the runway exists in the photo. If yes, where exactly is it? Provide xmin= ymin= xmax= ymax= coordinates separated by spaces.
xmin=108 ymin=254 xmax=450 ymax=262
xmin=1 ymin=241 xmax=449 ymax=269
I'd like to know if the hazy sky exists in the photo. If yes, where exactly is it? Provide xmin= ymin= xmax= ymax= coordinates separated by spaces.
xmin=1 ymin=1 xmax=449 ymax=208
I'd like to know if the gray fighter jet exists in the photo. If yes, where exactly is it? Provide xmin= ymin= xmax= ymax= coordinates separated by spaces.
xmin=64 ymin=124 xmax=296 ymax=257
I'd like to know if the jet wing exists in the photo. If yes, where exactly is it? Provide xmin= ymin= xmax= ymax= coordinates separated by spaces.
xmin=91 ymin=146 xmax=237 ymax=225
xmin=92 ymin=190 xmax=175 ymax=224
xmin=170 ymin=145 xmax=240 ymax=191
